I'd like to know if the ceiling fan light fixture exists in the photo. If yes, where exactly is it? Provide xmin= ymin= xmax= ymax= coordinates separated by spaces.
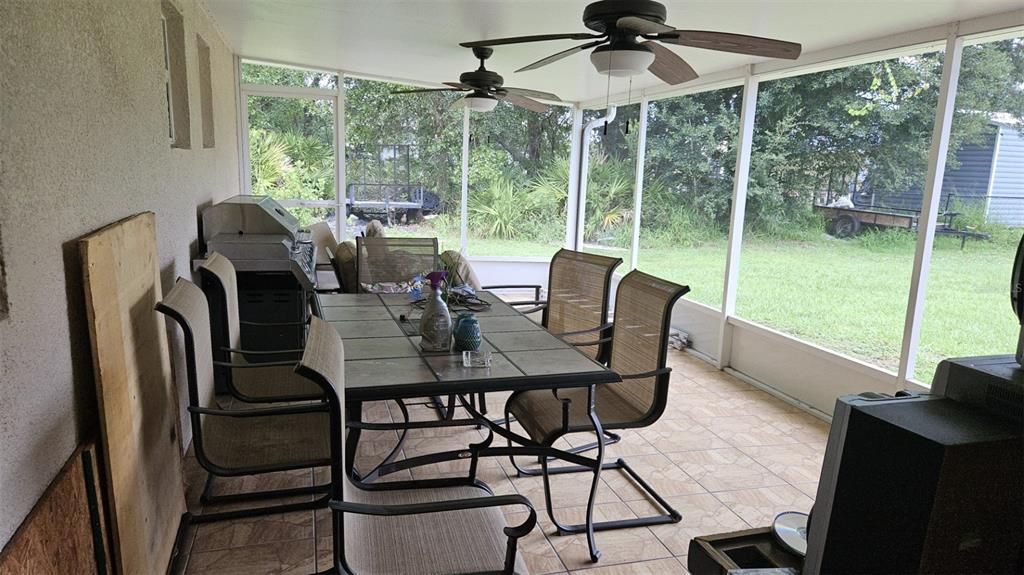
xmin=590 ymin=44 xmax=655 ymax=77
xmin=464 ymin=92 xmax=499 ymax=112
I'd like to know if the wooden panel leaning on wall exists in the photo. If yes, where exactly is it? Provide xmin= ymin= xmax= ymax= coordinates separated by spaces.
xmin=0 ymin=443 xmax=110 ymax=574
xmin=79 ymin=212 xmax=186 ymax=574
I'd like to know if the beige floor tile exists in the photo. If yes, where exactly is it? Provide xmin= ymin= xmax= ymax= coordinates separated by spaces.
xmin=511 ymin=470 xmax=621 ymax=509
xmin=704 ymin=415 xmax=801 ymax=448
xmin=205 ymin=469 xmax=314 ymax=498
xmin=666 ymin=375 xmax=709 ymax=395
xmin=544 ymin=503 xmax=673 ymax=570
xmin=185 ymin=539 xmax=316 ymax=574
xmin=626 ymin=492 xmax=750 ymax=556
xmin=315 ymin=536 xmax=334 ymax=572
xmin=686 ymin=370 xmax=754 ymax=393
xmin=563 ymin=431 xmax=661 ymax=458
xmin=791 ymin=481 xmax=819 ymax=499
xmin=506 ymin=510 xmax=568 ymax=575
xmin=738 ymin=443 xmax=824 ymax=485
xmin=570 ymin=557 xmax=685 ymax=574
xmin=193 ymin=511 xmax=314 ymax=553
xmin=760 ymin=411 xmax=831 ymax=444
xmin=712 ymin=484 xmax=814 ymax=528
xmin=666 ymin=448 xmax=787 ymax=493
xmin=676 ymin=556 xmax=691 ymax=573
xmin=602 ymin=453 xmax=706 ymax=502
xmin=639 ymin=417 xmax=732 ymax=453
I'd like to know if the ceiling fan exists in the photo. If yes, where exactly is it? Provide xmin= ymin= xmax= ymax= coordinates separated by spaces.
xmin=460 ymin=0 xmax=802 ymax=85
xmin=390 ymin=46 xmax=561 ymax=113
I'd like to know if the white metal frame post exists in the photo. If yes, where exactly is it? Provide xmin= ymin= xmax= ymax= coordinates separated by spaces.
xmin=565 ymin=105 xmax=585 ymax=249
xmin=234 ymin=56 xmax=250 ymax=195
xmin=630 ymin=97 xmax=650 ymax=270
xmin=716 ymin=72 xmax=759 ymax=368
xmin=897 ymin=30 xmax=964 ymax=386
xmin=335 ymin=75 xmax=346 ymax=240
xmin=460 ymin=106 xmax=471 ymax=253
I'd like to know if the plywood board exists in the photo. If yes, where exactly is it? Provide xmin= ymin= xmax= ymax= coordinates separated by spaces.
xmin=80 ymin=213 xmax=185 ymax=575
xmin=0 ymin=444 xmax=107 ymax=575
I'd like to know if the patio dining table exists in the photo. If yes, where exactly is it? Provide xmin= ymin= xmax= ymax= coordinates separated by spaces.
xmin=317 ymin=289 xmax=622 ymax=560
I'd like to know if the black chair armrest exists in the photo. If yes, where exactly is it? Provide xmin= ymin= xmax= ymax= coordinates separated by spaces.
xmin=223 ymin=347 xmax=304 ymax=356
xmin=239 ymin=319 xmax=308 ymax=327
xmin=553 ymin=322 xmax=613 ymax=339
xmin=567 ymin=337 xmax=611 ymax=348
xmin=330 ymin=493 xmax=537 ymax=538
xmin=188 ymin=403 xmax=328 ymax=418
xmin=212 ymin=360 xmax=296 ymax=369
xmin=483 ymin=284 xmax=543 ymax=303
xmin=619 ymin=367 xmax=672 ymax=380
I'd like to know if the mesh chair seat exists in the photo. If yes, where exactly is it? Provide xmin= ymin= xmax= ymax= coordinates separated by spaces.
xmin=507 ymin=385 xmax=648 ymax=445
xmin=201 ymin=411 xmax=331 ymax=471
xmin=231 ymin=364 xmax=325 ymax=401
xmin=345 ymin=483 xmax=528 ymax=575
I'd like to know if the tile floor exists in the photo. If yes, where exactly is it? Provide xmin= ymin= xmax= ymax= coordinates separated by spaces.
xmin=173 ymin=349 xmax=828 ymax=574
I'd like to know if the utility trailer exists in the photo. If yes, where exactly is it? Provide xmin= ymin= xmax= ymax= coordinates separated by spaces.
xmin=814 ymin=203 xmax=990 ymax=247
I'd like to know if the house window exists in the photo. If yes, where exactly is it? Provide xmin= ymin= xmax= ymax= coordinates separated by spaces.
xmin=197 ymin=34 xmax=214 ymax=148
xmin=161 ymin=0 xmax=190 ymax=149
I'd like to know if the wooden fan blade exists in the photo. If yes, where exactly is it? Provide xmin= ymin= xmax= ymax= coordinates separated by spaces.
xmin=661 ymin=30 xmax=802 ymax=59
xmin=461 ymin=33 xmax=603 ymax=48
xmin=502 ymin=86 xmax=562 ymax=102
xmin=617 ymin=16 xmax=674 ymax=35
xmin=443 ymin=82 xmax=475 ymax=90
xmin=516 ymin=39 xmax=607 ymax=73
xmin=498 ymin=93 xmax=549 ymax=113
xmin=391 ymin=87 xmax=462 ymax=94
xmin=644 ymin=42 xmax=698 ymax=85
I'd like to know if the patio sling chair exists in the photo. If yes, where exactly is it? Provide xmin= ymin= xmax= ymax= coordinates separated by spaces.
xmin=197 ymin=252 xmax=324 ymax=403
xmin=355 ymin=236 xmax=439 ymax=293
xmin=503 ymin=270 xmax=689 ymax=559
xmin=478 ymin=249 xmax=622 ymax=425
xmin=293 ymin=316 xmax=536 ymax=575
xmin=156 ymin=278 xmax=332 ymax=520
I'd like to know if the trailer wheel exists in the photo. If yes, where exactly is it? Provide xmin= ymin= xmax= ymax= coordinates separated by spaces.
xmin=833 ymin=215 xmax=861 ymax=238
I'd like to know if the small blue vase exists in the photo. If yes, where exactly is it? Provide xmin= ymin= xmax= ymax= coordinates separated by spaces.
xmin=453 ymin=312 xmax=482 ymax=352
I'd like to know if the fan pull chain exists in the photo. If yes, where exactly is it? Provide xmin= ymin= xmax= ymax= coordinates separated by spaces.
xmin=625 ymin=76 xmax=633 ymax=134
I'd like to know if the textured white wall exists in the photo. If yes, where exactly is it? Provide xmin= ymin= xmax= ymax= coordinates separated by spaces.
xmin=0 ymin=0 xmax=239 ymax=548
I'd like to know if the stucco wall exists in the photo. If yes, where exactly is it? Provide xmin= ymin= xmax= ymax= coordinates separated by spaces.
xmin=0 ymin=0 xmax=239 ymax=548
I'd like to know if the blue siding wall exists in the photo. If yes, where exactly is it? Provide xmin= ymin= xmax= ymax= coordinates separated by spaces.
xmin=988 ymin=124 xmax=1024 ymax=226
xmin=865 ymin=129 xmax=996 ymax=213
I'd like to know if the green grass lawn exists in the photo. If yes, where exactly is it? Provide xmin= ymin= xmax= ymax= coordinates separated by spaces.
xmin=385 ymin=221 xmax=1020 ymax=383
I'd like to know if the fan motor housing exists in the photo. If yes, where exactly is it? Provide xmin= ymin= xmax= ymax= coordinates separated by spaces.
xmin=583 ymin=0 xmax=667 ymax=33
xmin=459 ymin=68 xmax=503 ymax=89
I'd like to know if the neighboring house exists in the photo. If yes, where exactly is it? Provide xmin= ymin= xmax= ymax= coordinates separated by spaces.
xmin=857 ymin=121 xmax=1024 ymax=226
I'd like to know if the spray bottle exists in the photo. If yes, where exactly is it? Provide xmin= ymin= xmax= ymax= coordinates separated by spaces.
xmin=419 ymin=270 xmax=452 ymax=352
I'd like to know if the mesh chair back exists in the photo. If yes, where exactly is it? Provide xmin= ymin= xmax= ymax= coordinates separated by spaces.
xmin=355 ymin=237 xmax=439 ymax=291
xmin=156 ymin=278 xmax=217 ymax=411
xmin=295 ymin=317 xmax=347 ymax=494
xmin=197 ymin=251 xmax=241 ymax=350
xmin=607 ymin=270 xmax=689 ymax=420
xmin=310 ymin=221 xmax=339 ymax=267
xmin=544 ymin=249 xmax=622 ymax=360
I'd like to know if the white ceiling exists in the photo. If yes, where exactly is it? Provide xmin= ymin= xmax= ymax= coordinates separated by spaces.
xmin=203 ymin=0 xmax=1023 ymax=103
